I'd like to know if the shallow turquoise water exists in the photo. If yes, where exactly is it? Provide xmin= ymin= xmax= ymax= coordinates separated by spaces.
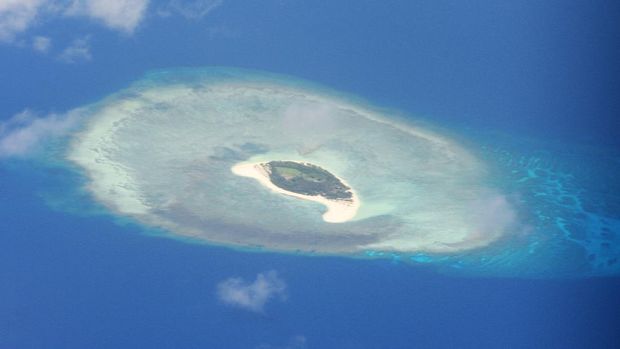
xmin=48 ymin=68 xmax=620 ymax=278
xmin=2 ymin=1 xmax=619 ymax=347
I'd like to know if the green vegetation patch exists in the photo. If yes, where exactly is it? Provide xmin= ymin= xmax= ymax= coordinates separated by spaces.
xmin=266 ymin=161 xmax=353 ymax=200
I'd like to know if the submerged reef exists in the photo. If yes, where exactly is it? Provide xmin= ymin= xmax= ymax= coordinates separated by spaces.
xmin=67 ymin=68 xmax=516 ymax=256
xmin=61 ymin=68 xmax=619 ymax=277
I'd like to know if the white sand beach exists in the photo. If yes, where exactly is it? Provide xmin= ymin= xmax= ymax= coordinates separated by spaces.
xmin=231 ymin=161 xmax=360 ymax=223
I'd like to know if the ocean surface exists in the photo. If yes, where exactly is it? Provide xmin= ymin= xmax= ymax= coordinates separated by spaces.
xmin=1 ymin=1 xmax=619 ymax=348
xmin=2 ymin=161 xmax=620 ymax=348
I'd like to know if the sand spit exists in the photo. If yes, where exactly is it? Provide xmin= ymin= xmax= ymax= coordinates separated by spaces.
xmin=231 ymin=161 xmax=360 ymax=223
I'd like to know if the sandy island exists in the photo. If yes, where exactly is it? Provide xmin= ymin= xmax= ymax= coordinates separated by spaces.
xmin=231 ymin=161 xmax=360 ymax=223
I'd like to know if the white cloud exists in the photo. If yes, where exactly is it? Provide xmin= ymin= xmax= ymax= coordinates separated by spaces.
xmin=159 ymin=0 xmax=222 ymax=19
xmin=217 ymin=271 xmax=287 ymax=312
xmin=466 ymin=193 xmax=517 ymax=243
xmin=0 ymin=0 xmax=45 ymax=42
xmin=32 ymin=35 xmax=51 ymax=52
xmin=281 ymin=102 xmax=341 ymax=155
xmin=0 ymin=109 xmax=82 ymax=157
xmin=473 ymin=194 xmax=516 ymax=236
xmin=65 ymin=0 xmax=150 ymax=34
xmin=443 ymin=193 xmax=517 ymax=250
xmin=0 ymin=0 xmax=149 ymax=45
xmin=58 ymin=36 xmax=91 ymax=63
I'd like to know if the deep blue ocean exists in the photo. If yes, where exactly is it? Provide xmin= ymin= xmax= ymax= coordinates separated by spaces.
xmin=1 ymin=1 xmax=619 ymax=348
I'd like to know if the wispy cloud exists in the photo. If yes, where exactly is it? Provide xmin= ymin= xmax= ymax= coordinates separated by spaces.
xmin=0 ymin=109 xmax=82 ymax=157
xmin=443 ymin=193 xmax=518 ymax=250
xmin=1 ymin=0 xmax=227 ymax=58
xmin=58 ymin=36 xmax=91 ymax=63
xmin=65 ymin=0 xmax=150 ymax=34
xmin=281 ymin=102 xmax=342 ymax=155
xmin=0 ymin=0 xmax=150 ymax=47
xmin=472 ymin=194 xmax=516 ymax=236
xmin=216 ymin=271 xmax=287 ymax=312
xmin=0 ymin=0 xmax=45 ymax=42
xmin=32 ymin=35 xmax=51 ymax=52
xmin=159 ymin=0 xmax=223 ymax=20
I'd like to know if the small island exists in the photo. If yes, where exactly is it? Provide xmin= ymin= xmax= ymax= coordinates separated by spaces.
xmin=231 ymin=160 xmax=360 ymax=223
xmin=266 ymin=161 xmax=354 ymax=201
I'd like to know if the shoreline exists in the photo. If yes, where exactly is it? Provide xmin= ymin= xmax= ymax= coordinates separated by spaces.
xmin=231 ymin=161 xmax=360 ymax=223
